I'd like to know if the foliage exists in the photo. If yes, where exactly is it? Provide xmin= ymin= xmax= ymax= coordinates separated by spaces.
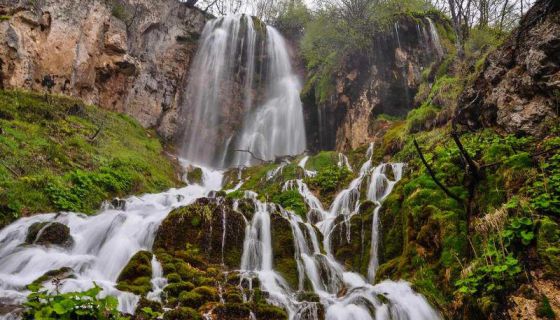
xmin=24 ymin=283 xmax=127 ymax=320
xmin=272 ymin=190 xmax=307 ymax=217
xmin=0 ymin=90 xmax=181 ymax=227
xmin=306 ymin=166 xmax=350 ymax=194
xmin=528 ymin=138 xmax=560 ymax=215
xmin=273 ymin=0 xmax=310 ymax=39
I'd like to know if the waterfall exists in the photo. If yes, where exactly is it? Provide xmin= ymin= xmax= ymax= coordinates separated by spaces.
xmin=0 ymin=166 xmax=224 ymax=314
xmin=426 ymin=18 xmax=444 ymax=58
xmin=251 ymin=149 xmax=440 ymax=320
xmin=232 ymin=26 xmax=306 ymax=166
xmin=179 ymin=15 xmax=306 ymax=168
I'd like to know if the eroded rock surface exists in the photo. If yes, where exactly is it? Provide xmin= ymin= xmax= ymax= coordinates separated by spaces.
xmin=0 ymin=0 xmax=206 ymax=140
xmin=457 ymin=0 xmax=560 ymax=137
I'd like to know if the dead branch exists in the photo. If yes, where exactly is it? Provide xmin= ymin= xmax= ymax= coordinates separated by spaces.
xmin=413 ymin=138 xmax=463 ymax=204
xmin=233 ymin=149 xmax=270 ymax=163
xmin=89 ymin=123 xmax=105 ymax=142
xmin=1 ymin=162 xmax=19 ymax=177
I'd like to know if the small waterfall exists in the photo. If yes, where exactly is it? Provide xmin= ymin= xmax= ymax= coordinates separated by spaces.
xmin=337 ymin=153 xmax=353 ymax=172
xmin=0 ymin=165 xmax=224 ymax=314
xmin=180 ymin=15 xmax=306 ymax=168
xmin=426 ymin=18 xmax=444 ymax=58
xmin=146 ymin=255 xmax=168 ymax=303
xmin=366 ymin=163 xmax=404 ymax=282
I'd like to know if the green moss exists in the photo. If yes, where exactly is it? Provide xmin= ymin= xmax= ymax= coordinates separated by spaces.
xmin=25 ymin=221 xmax=72 ymax=247
xmin=254 ymin=304 xmax=288 ymax=320
xmin=537 ymin=217 xmax=560 ymax=278
xmin=116 ymin=251 xmax=153 ymax=296
xmin=28 ymin=267 xmax=74 ymax=288
xmin=536 ymin=295 xmax=556 ymax=319
xmin=178 ymin=291 xmax=204 ymax=308
xmin=187 ymin=167 xmax=203 ymax=185
xmin=272 ymin=190 xmax=307 ymax=218
xmin=0 ymin=90 xmax=181 ymax=227
xmin=163 ymin=307 xmax=202 ymax=320
xmin=0 ymin=15 xmax=11 ymax=22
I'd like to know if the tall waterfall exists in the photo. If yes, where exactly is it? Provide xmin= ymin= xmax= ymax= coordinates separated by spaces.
xmin=179 ymin=15 xmax=306 ymax=168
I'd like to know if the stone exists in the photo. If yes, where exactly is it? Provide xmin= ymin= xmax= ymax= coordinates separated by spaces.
xmin=25 ymin=222 xmax=73 ymax=247
xmin=456 ymin=0 xmax=560 ymax=137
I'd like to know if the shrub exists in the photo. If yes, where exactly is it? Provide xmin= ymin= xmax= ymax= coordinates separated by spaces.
xmin=24 ymin=283 xmax=127 ymax=320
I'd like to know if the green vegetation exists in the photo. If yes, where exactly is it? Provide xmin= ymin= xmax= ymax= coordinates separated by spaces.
xmin=0 ymin=90 xmax=181 ymax=227
xmin=0 ymin=15 xmax=11 ymax=22
xmin=116 ymin=251 xmax=153 ymax=296
xmin=24 ymin=283 xmax=126 ymax=320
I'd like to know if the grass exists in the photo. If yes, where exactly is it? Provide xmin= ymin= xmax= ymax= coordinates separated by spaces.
xmin=0 ymin=90 xmax=182 ymax=227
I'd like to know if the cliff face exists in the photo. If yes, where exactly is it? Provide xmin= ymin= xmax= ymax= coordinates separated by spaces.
xmin=456 ymin=0 xmax=560 ymax=137
xmin=303 ymin=16 xmax=448 ymax=152
xmin=0 ymin=0 xmax=206 ymax=140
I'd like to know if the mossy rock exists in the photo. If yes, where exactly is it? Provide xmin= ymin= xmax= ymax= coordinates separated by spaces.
xmin=186 ymin=167 xmax=203 ymax=185
xmin=116 ymin=251 xmax=153 ymax=296
xmin=153 ymin=198 xmax=246 ymax=269
xmin=28 ymin=267 xmax=74 ymax=288
xmin=164 ymin=281 xmax=195 ymax=298
xmin=254 ymin=303 xmax=288 ymax=320
xmin=270 ymin=211 xmax=299 ymax=289
xmin=162 ymin=307 xmax=202 ymax=320
xmin=25 ymin=222 xmax=73 ymax=247
xmin=213 ymin=303 xmax=252 ymax=320
xmin=330 ymin=201 xmax=375 ymax=276
xmin=537 ymin=217 xmax=560 ymax=279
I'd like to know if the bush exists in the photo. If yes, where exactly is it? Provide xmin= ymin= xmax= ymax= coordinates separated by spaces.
xmin=24 ymin=283 xmax=127 ymax=320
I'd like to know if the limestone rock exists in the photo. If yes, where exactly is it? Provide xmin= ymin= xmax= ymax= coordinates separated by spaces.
xmin=456 ymin=0 xmax=560 ymax=137
xmin=0 ymin=0 xmax=207 ymax=141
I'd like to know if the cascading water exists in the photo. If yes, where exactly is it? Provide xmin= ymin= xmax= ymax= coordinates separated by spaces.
xmin=179 ymin=15 xmax=306 ymax=168
xmin=426 ymin=18 xmax=444 ymax=58
xmin=0 ymin=166 xmax=224 ymax=315
xmin=240 ymin=146 xmax=441 ymax=320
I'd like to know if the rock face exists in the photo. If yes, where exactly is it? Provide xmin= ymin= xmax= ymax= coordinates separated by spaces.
xmin=0 ymin=0 xmax=207 ymax=140
xmin=456 ymin=0 xmax=560 ymax=137
xmin=303 ymin=16 xmax=447 ymax=152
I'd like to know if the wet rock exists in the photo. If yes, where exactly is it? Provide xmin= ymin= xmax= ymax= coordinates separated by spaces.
xmin=29 ymin=267 xmax=74 ymax=287
xmin=25 ymin=221 xmax=73 ymax=247
xmin=456 ymin=0 xmax=560 ymax=137
xmin=330 ymin=201 xmax=376 ymax=276
xmin=116 ymin=250 xmax=153 ymax=296
xmin=154 ymin=198 xmax=247 ymax=269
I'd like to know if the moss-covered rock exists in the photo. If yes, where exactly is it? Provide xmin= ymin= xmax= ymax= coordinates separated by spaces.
xmin=153 ymin=198 xmax=247 ymax=269
xmin=270 ymin=211 xmax=298 ymax=289
xmin=213 ymin=303 xmax=252 ymax=320
xmin=254 ymin=303 xmax=288 ymax=320
xmin=537 ymin=217 xmax=560 ymax=279
xmin=28 ymin=267 xmax=74 ymax=288
xmin=116 ymin=251 xmax=153 ymax=296
xmin=330 ymin=201 xmax=375 ymax=276
xmin=162 ymin=307 xmax=202 ymax=320
xmin=25 ymin=222 xmax=73 ymax=247
xmin=186 ymin=167 xmax=203 ymax=185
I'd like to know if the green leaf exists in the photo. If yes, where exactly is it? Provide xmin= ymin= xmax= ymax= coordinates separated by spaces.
xmin=52 ymin=302 xmax=67 ymax=315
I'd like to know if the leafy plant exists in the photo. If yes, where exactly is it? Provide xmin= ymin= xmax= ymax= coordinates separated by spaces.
xmin=501 ymin=217 xmax=535 ymax=246
xmin=24 ymin=283 xmax=127 ymax=320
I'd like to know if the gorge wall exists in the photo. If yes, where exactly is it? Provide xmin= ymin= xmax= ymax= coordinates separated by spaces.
xmin=302 ymin=15 xmax=450 ymax=152
xmin=456 ymin=0 xmax=560 ymax=137
xmin=0 ymin=0 xmax=207 ymax=140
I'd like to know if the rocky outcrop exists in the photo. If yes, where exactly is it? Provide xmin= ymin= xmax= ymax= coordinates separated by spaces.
xmin=456 ymin=0 xmax=560 ymax=137
xmin=0 ymin=0 xmax=207 ymax=140
xmin=303 ymin=15 xmax=448 ymax=151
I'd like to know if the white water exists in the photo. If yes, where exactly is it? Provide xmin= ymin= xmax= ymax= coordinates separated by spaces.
xmin=232 ymin=26 xmax=306 ymax=166
xmin=426 ymin=18 xmax=444 ymax=58
xmin=242 ymin=147 xmax=440 ymax=320
xmin=146 ymin=255 xmax=168 ymax=303
xmin=0 ymin=165 xmax=224 ymax=315
xmin=180 ymin=15 xmax=306 ymax=168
